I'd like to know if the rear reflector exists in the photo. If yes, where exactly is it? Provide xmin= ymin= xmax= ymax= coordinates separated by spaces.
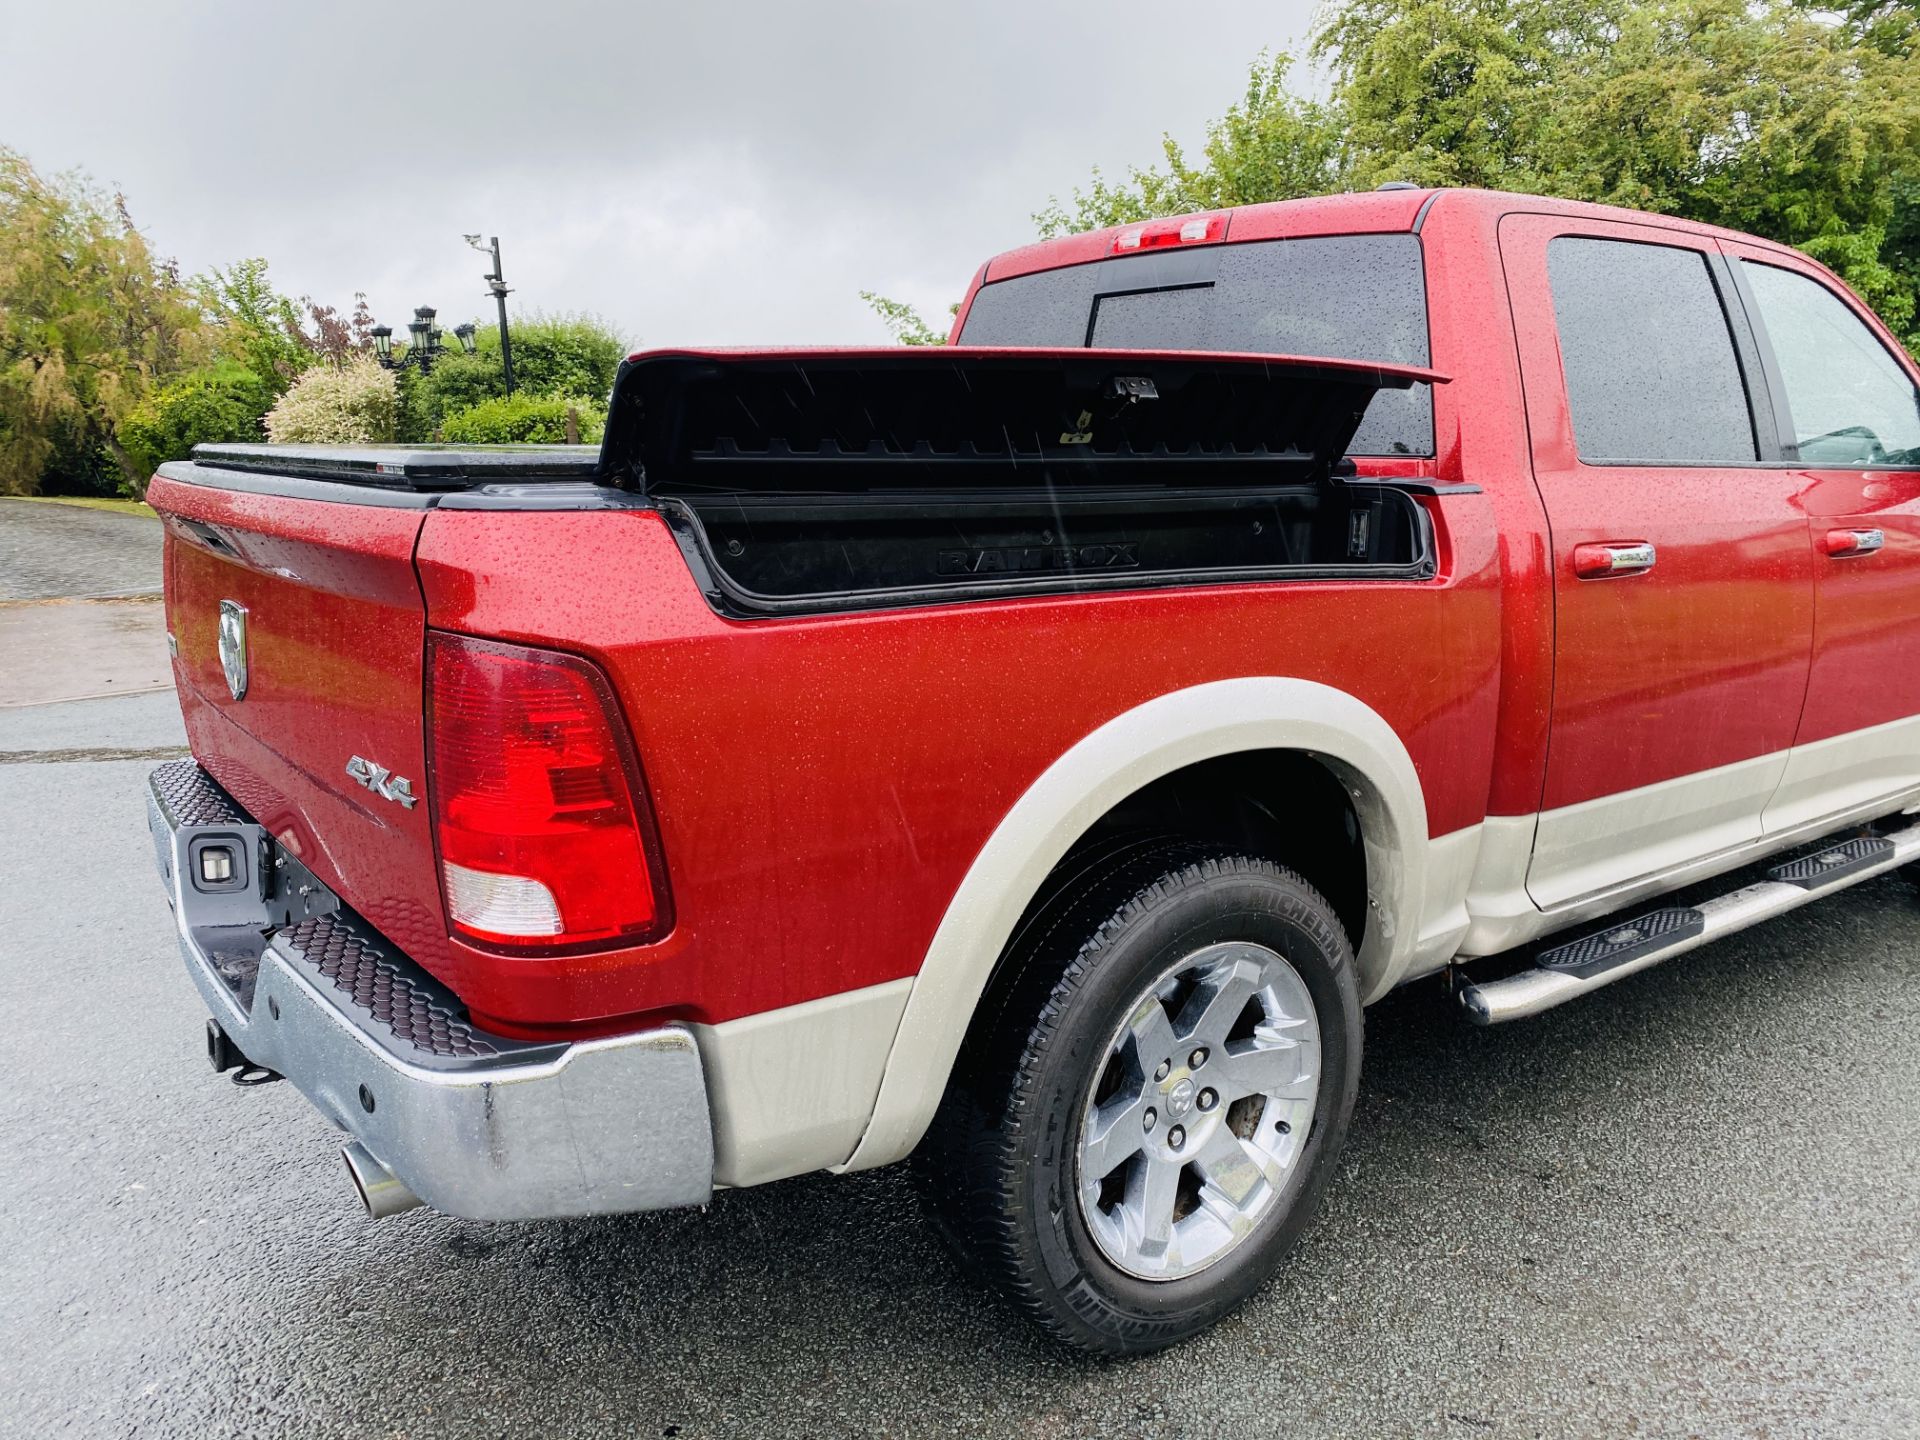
xmin=427 ymin=633 xmax=671 ymax=953
xmin=1111 ymin=212 xmax=1227 ymax=254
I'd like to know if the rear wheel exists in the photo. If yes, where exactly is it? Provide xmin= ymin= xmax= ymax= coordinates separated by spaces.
xmin=915 ymin=845 xmax=1362 ymax=1354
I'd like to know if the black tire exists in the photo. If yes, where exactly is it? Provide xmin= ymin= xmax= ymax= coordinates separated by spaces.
xmin=914 ymin=843 xmax=1363 ymax=1354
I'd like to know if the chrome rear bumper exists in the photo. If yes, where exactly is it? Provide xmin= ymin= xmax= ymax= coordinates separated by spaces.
xmin=147 ymin=759 xmax=714 ymax=1220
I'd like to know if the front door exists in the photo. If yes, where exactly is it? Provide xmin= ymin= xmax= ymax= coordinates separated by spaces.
xmin=1721 ymin=242 xmax=1920 ymax=830
xmin=1500 ymin=214 xmax=1816 ymax=908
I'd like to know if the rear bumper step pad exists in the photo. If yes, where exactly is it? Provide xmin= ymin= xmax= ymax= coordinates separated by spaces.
xmin=147 ymin=759 xmax=715 ymax=1219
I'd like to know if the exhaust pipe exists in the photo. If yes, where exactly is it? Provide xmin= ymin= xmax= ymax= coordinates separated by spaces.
xmin=341 ymin=1141 xmax=423 ymax=1219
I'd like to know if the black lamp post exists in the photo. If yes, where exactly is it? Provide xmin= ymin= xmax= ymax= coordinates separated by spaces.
xmin=464 ymin=234 xmax=516 ymax=397
xmin=372 ymin=306 xmax=476 ymax=375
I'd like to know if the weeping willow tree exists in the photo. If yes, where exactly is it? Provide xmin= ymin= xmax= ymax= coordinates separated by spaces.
xmin=0 ymin=148 xmax=209 ymax=494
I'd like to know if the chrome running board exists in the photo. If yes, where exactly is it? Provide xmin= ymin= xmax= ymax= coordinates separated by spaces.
xmin=1457 ymin=820 xmax=1920 ymax=1024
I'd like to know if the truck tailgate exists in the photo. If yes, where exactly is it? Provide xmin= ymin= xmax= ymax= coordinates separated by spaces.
xmin=149 ymin=476 xmax=454 ymax=976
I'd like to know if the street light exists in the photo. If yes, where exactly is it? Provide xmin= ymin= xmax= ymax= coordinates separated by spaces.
xmin=463 ymin=233 xmax=516 ymax=397
xmin=372 ymin=305 xmax=475 ymax=374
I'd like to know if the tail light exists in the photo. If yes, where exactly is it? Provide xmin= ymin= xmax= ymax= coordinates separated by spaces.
xmin=1111 ymin=212 xmax=1228 ymax=254
xmin=426 ymin=633 xmax=671 ymax=953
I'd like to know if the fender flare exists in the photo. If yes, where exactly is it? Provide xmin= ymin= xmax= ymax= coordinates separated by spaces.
xmin=838 ymin=676 xmax=1430 ymax=1172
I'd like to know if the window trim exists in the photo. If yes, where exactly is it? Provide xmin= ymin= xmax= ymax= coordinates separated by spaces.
xmin=1727 ymin=252 xmax=1920 ymax=473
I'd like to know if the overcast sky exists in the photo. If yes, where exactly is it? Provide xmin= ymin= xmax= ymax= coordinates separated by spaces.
xmin=2 ymin=0 xmax=1320 ymax=349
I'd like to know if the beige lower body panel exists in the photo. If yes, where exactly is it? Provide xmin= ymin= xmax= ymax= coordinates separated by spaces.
xmin=694 ymin=978 xmax=912 ymax=1188
xmin=1524 ymin=751 xmax=1788 ymax=911
xmin=1457 ymin=715 xmax=1920 ymax=957
xmin=1765 ymin=713 xmax=1920 ymax=835
xmin=703 ymin=713 xmax=1920 ymax=1188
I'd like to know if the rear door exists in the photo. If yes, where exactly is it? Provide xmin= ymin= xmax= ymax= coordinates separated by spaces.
xmin=1500 ymin=214 xmax=1815 ymax=907
xmin=1722 ymin=244 xmax=1920 ymax=827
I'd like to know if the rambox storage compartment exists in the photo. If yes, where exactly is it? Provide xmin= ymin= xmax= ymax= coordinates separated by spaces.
xmin=674 ymin=484 xmax=1428 ymax=610
xmin=601 ymin=347 xmax=1446 ymax=615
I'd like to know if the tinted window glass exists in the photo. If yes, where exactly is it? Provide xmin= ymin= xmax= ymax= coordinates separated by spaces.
xmin=1741 ymin=261 xmax=1920 ymax=465
xmin=1547 ymin=238 xmax=1756 ymax=464
xmin=960 ymin=235 xmax=1433 ymax=456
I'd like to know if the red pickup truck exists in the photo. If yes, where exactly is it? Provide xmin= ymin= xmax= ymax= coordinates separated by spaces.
xmin=145 ymin=187 xmax=1920 ymax=1353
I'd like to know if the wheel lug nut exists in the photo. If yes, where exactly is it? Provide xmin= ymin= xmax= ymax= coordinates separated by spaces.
xmin=1189 ymin=1047 xmax=1207 ymax=1068
xmin=1167 ymin=1125 xmax=1185 ymax=1150
xmin=1143 ymin=1107 xmax=1156 ymax=1132
xmin=1198 ymin=1088 xmax=1217 ymax=1111
xmin=1154 ymin=1059 xmax=1171 ymax=1082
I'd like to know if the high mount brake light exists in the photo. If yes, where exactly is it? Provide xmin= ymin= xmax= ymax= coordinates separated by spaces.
xmin=427 ymin=633 xmax=671 ymax=953
xmin=1111 ymin=213 xmax=1228 ymax=255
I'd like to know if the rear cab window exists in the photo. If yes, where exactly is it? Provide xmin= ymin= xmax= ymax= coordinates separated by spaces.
xmin=1545 ymin=236 xmax=1758 ymax=465
xmin=959 ymin=234 xmax=1435 ymax=458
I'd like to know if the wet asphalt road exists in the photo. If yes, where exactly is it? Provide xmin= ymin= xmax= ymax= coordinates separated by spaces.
xmin=0 ymin=499 xmax=163 ymax=600
xmin=2 ymin=690 xmax=1917 ymax=1438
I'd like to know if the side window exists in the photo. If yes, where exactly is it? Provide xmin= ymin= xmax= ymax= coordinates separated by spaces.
xmin=1741 ymin=261 xmax=1920 ymax=466
xmin=1547 ymin=237 xmax=1757 ymax=464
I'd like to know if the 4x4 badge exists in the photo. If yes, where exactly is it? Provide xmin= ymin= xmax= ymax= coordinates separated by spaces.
xmin=345 ymin=755 xmax=418 ymax=809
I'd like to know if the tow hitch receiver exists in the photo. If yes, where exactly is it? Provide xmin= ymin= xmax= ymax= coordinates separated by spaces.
xmin=206 ymin=1018 xmax=241 ymax=1072
xmin=206 ymin=1017 xmax=281 ymax=1086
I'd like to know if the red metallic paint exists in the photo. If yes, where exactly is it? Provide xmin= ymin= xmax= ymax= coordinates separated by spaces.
xmin=1498 ymin=212 xmax=1816 ymax=812
xmin=1719 ymin=239 xmax=1920 ymax=751
xmin=978 ymin=189 xmax=1436 ymax=284
xmin=150 ymin=476 xmax=457 ymax=981
xmin=150 ymin=189 xmax=1917 ymax=1037
xmin=413 ymin=501 xmax=1502 ymax=1029
xmin=1412 ymin=195 xmax=1558 ymax=820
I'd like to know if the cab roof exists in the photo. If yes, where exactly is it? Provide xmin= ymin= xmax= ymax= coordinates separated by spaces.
xmin=979 ymin=186 xmax=1796 ymax=285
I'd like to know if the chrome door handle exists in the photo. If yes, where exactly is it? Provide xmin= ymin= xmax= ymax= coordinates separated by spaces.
xmin=1572 ymin=541 xmax=1656 ymax=579
xmin=1824 ymin=527 xmax=1885 ymax=558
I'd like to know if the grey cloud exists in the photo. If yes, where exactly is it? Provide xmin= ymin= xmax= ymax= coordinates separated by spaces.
xmin=2 ymin=0 xmax=1315 ymax=346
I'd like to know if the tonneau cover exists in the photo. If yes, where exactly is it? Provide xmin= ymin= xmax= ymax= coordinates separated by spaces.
xmin=189 ymin=442 xmax=600 ymax=490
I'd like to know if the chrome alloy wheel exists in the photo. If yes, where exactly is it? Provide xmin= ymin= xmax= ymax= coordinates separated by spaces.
xmin=1075 ymin=941 xmax=1323 ymax=1281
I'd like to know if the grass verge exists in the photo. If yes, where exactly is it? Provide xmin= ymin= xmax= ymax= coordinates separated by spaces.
xmin=7 ymin=495 xmax=156 ymax=519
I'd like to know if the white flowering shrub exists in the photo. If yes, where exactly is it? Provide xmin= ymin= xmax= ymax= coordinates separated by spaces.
xmin=264 ymin=355 xmax=398 ymax=444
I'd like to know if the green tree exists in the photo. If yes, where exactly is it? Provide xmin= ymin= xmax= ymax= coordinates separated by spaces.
xmin=1316 ymin=0 xmax=1920 ymax=342
xmin=119 ymin=362 xmax=277 ymax=480
xmin=195 ymin=258 xmax=315 ymax=396
xmin=500 ymin=312 xmax=628 ymax=397
xmin=858 ymin=292 xmax=950 ymax=346
xmin=439 ymin=392 xmax=605 ymax=445
xmin=1811 ymin=0 xmax=1919 ymax=55
xmin=980 ymin=2 xmax=1920 ymax=354
xmin=410 ymin=312 xmax=628 ymax=436
xmin=36 ymin=411 xmax=120 ymax=497
xmin=0 ymin=148 xmax=209 ymax=495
